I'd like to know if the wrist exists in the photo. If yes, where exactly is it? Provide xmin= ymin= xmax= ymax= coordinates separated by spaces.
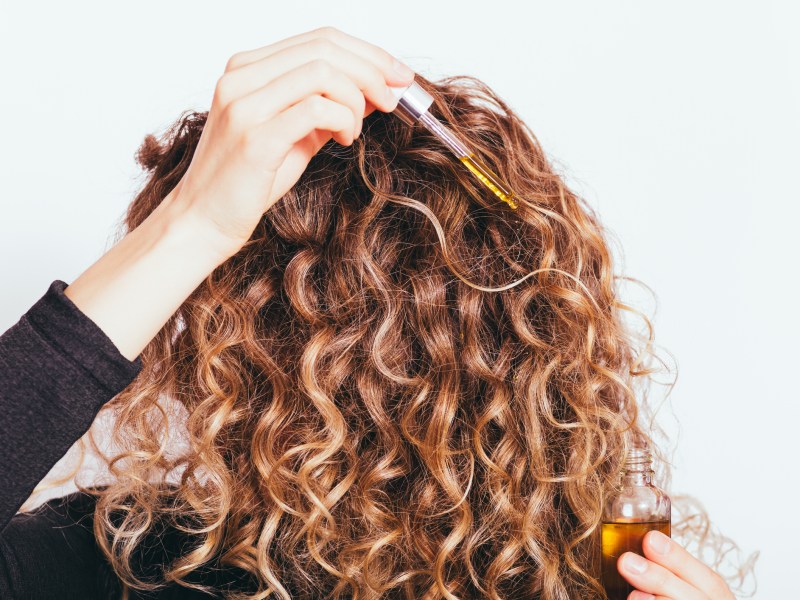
xmin=159 ymin=186 xmax=248 ymax=266
xmin=64 ymin=186 xmax=243 ymax=362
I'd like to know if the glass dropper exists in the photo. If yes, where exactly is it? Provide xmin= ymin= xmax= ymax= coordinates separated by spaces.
xmin=389 ymin=80 xmax=518 ymax=210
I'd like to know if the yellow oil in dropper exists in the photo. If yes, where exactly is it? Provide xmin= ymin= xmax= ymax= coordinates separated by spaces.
xmin=459 ymin=153 xmax=518 ymax=210
xmin=390 ymin=81 xmax=520 ymax=211
xmin=415 ymin=110 xmax=519 ymax=211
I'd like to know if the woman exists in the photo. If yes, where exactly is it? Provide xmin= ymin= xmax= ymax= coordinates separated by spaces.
xmin=0 ymin=26 xmax=742 ymax=599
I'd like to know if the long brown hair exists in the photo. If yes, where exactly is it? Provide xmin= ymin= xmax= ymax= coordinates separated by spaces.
xmin=76 ymin=74 xmax=754 ymax=599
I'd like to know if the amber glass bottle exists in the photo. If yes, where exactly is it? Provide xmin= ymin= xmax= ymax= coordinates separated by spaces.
xmin=601 ymin=446 xmax=671 ymax=600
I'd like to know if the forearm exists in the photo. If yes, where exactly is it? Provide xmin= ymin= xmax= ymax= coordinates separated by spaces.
xmin=64 ymin=190 xmax=236 ymax=361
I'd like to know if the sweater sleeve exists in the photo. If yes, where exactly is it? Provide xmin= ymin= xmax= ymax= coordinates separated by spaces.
xmin=0 ymin=279 xmax=143 ymax=532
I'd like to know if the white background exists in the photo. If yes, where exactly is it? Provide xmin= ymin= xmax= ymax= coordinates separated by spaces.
xmin=1 ymin=1 xmax=796 ymax=597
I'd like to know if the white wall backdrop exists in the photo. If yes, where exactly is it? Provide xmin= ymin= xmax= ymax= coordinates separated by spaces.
xmin=1 ymin=1 xmax=796 ymax=597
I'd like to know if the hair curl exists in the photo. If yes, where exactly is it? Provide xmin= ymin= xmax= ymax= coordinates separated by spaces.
xmin=55 ymin=74 xmax=755 ymax=598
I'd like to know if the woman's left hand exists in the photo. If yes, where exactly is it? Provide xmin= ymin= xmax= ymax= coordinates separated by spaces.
xmin=619 ymin=530 xmax=734 ymax=600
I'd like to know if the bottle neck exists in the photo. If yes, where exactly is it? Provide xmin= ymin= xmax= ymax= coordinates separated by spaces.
xmin=622 ymin=470 xmax=653 ymax=486
xmin=620 ymin=446 xmax=654 ymax=486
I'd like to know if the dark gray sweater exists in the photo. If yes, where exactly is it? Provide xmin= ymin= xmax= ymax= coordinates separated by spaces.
xmin=0 ymin=281 xmax=255 ymax=599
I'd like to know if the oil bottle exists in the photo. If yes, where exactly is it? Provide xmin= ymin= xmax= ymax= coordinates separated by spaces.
xmin=601 ymin=445 xmax=671 ymax=600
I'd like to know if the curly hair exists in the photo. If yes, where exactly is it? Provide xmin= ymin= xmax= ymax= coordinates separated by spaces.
xmin=55 ymin=74 xmax=755 ymax=599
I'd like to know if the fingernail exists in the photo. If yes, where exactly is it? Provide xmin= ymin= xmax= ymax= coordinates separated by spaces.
xmin=623 ymin=552 xmax=648 ymax=575
xmin=630 ymin=592 xmax=656 ymax=600
xmin=392 ymin=58 xmax=414 ymax=80
xmin=649 ymin=530 xmax=671 ymax=555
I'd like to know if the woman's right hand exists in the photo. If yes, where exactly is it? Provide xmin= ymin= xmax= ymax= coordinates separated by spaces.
xmin=166 ymin=26 xmax=416 ymax=259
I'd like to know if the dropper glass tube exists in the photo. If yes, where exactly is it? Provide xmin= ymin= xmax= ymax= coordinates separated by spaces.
xmin=390 ymin=81 xmax=518 ymax=210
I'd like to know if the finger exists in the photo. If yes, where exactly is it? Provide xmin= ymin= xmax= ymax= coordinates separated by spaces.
xmin=241 ymin=95 xmax=355 ymax=174
xmin=224 ymin=26 xmax=414 ymax=87
xmin=221 ymin=61 xmax=365 ymax=140
xmin=628 ymin=592 xmax=656 ymax=600
xmin=214 ymin=39 xmax=400 ymax=114
xmin=642 ymin=531 xmax=733 ymax=599
xmin=618 ymin=552 xmax=706 ymax=600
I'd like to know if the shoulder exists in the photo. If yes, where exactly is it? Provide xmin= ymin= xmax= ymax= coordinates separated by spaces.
xmin=0 ymin=490 xmax=122 ymax=599
xmin=2 ymin=489 xmax=253 ymax=599
xmin=4 ymin=490 xmax=100 ymax=555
